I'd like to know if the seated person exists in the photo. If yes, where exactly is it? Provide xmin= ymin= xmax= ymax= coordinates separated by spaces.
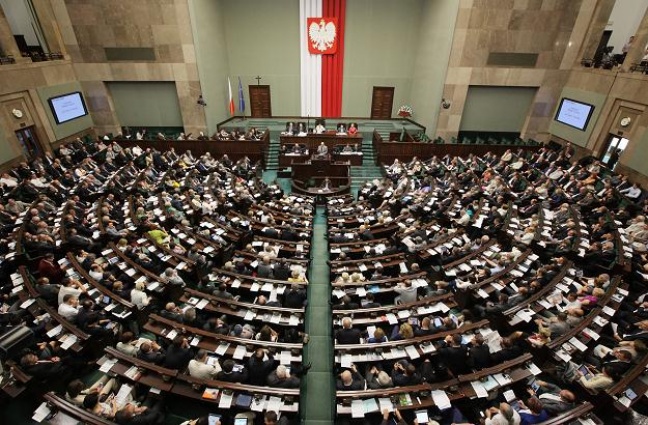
xmin=320 ymin=177 xmax=332 ymax=190
xmin=267 ymin=364 xmax=300 ymax=388
xmin=114 ymin=399 xmax=165 ymax=425
xmin=336 ymin=365 xmax=365 ymax=390
xmin=290 ymin=144 xmax=304 ymax=155
xmin=348 ymin=122 xmax=358 ymax=135
xmin=297 ymin=122 xmax=307 ymax=136
xmin=217 ymin=129 xmax=230 ymax=140
xmin=528 ymin=380 xmax=576 ymax=415
xmin=341 ymin=144 xmax=353 ymax=153
xmin=316 ymin=142 xmax=329 ymax=158
xmin=217 ymin=359 xmax=249 ymax=383
xmin=66 ymin=376 xmax=116 ymax=406
xmin=83 ymin=392 xmax=118 ymax=419
xmin=483 ymin=402 xmax=521 ymax=425
xmin=336 ymin=123 xmax=347 ymax=135
xmin=314 ymin=120 xmax=326 ymax=134
xmin=366 ymin=366 xmax=393 ymax=389
xmin=516 ymin=396 xmax=549 ymax=424
xmin=283 ymin=121 xmax=295 ymax=135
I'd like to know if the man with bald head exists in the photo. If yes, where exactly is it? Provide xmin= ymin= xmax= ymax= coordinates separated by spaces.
xmin=484 ymin=402 xmax=520 ymax=425
xmin=529 ymin=380 xmax=576 ymax=415
xmin=335 ymin=317 xmax=361 ymax=344
xmin=336 ymin=365 xmax=365 ymax=390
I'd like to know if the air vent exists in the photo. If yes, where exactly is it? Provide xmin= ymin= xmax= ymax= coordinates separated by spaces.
xmin=104 ymin=48 xmax=155 ymax=61
xmin=487 ymin=52 xmax=538 ymax=67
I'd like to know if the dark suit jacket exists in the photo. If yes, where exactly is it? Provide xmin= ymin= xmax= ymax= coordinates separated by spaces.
xmin=216 ymin=368 xmax=248 ymax=383
xmin=438 ymin=345 xmax=469 ymax=375
xmin=468 ymin=344 xmax=492 ymax=370
xmin=336 ymin=328 xmax=361 ymax=344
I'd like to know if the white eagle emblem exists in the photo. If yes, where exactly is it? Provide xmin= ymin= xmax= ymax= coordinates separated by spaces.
xmin=309 ymin=19 xmax=336 ymax=52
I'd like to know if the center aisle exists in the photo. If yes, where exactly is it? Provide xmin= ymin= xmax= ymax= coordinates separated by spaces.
xmin=301 ymin=205 xmax=335 ymax=424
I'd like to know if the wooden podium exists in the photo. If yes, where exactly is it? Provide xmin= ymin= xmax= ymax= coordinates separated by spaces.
xmin=290 ymin=156 xmax=350 ymax=198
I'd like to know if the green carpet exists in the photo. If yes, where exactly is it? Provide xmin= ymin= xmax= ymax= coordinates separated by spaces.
xmin=301 ymin=206 xmax=335 ymax=423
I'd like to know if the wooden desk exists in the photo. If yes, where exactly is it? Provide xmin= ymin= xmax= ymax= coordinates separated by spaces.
xmin=113 ymin=133 xmax=269 ymax=164
xmin=280 ymin=132 xmax=362 ymax=151
xmin=144 ymin=314 xmax=302 ymax=358
xmin=280 ymin=152 xmax=362 ymax=167
xmin=43 ymin=392 xmax=118 ymax=425
xmin=332 ymin=293 xmax=456 ymax=325
xmin=292 ymin=160 xmax=350 ymax=181
xmin=291 ymin=178 xmax=351 ymax=197
xmin=279 ymin=153 xmax=310 ymax=166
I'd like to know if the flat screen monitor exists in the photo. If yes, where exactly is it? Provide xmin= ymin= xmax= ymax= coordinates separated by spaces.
xmin=48 ymin=92 xmax=88 ymax=124
xmin=554 ymin=98 xmax=594 ymax=131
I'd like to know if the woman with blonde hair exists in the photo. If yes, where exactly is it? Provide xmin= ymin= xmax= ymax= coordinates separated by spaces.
xmin=392 ymin=323 xmax=414 ymax=341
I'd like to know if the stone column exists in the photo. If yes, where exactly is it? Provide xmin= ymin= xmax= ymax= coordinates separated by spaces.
xmin=31 ymin=0 xmax=67 ymax=56
xmin=0 ymin=4 xmax=26 ymax=61
xmin=580 ymin=0 xmax=615 ymax=60
xmin=622 ymin=8 xmax=648 ymax=72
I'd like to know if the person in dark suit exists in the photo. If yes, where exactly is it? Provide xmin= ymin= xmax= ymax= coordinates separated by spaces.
xmin=491 ymin=335 xmax=524 ymax=364
xmin=335 ymin=317 xmax=361 ymax=344
xmin=267 ymin=364 xmax=300 ymax=388
xmin=77 ymin=300 xmax=112 ymax=336
xmin=256 ymin=256 xmax=274 ymax=278
xmin=273 ymin=259 xmax=292 ymax=281
xmin=114 ymin=399 xmax=165 ymax=425
xmin=438 ymin=334 xmax=469 ymax=375
xmin=163 ymin=336 xmax=193 ymax=370
xmin=216 ymin=359 xmax=248 ymax=383
xmin=67 ymin=228 xmax=98 ymax=251
xmin=262 ymin=227 xmax=280 ymax=239
xmin=283 ymin=286 xmax=307 ymax=308
xmin=336 ymin=365 xmax=365 ymax=390
xmin=137 ymin=341 xmax=166 ymax=365
xmin=247 ymin=348 xmax=277 ymax=386
xmin=391 ymin=360 xmax=421 ymax=386
xmin=281 ymin=228 xmax=299 ymax=241
xmin=467 ymin=334 xmax=492 ymax=370
xmin=332 ymin=295 xmax=360 ymax=310
xmin=529 ymin=380 xmax=576 ymax=416
xmin=20 ymin=352 xmax=70 ymax=380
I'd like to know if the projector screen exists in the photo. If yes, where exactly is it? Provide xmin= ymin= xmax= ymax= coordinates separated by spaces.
xmin=48 ymin=92 xmax=88 ymax=124
xmin=554 ymin=98 xmax=594 ymax=131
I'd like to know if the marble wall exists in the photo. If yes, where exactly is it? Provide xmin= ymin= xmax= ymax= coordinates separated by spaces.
xmin=0 ymin=60 xmax=87 ymax=165
xmin=437 ymin=0 xmax=590 ymax=141
xmin=55 ymin=0 xmax=206 ymax=135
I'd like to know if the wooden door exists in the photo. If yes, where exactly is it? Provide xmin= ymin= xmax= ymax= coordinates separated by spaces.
xmin=370 ymin=86 xmax=394 ymax=119
xmin=249 ymin=85 xmax=272 ymax=118
xmin=15 ymin=126 xmax=43 ymax=161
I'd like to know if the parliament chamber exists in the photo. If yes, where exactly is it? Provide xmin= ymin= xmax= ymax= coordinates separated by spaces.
xmin=2 ymin=1 xmax=648 ymax=425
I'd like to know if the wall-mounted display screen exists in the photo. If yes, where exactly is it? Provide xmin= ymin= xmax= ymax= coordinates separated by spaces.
xmin=554 ymin=98 xmax=595 ymax=131
xmin=48 ymin=92 xmax=88 ymax=124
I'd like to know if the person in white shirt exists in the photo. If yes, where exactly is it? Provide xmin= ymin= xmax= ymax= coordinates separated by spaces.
xmin=29 ymin=175 xmax=49 ymax=189
xmin=621 ymin=183 xmax=642 ymax=199
xmin=130 ymin=282 xmax=150 ymax=309
xmin=188 ymin=349 xmax=221 ymax=379
xmin=58 ymin=279 xmax=86 ymax=305
xmin=58 ymin=294 xmax=80 ymax=320
xmin=484 ymin=402 xmax=521 ymax=425
xmin=515 ymin=227 xmax=536 ymax=246
xmin=116 ymin=332 xmax=150 ymax=356
xmin=394 ymin=280 xmax=418 ymax=304
xmin=0 ymin=173 xmax=18 ymax=188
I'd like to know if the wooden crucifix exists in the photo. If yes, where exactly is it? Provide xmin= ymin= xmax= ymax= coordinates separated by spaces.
xmin=255 ymin=76 xmax=262 ymax=85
